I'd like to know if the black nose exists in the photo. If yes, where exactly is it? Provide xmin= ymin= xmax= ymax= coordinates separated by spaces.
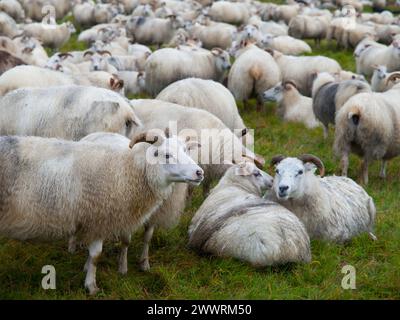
xmin=196 ymin=170 xmax=203 ymax=177
xmin=279 ymin=185 xmax=289 ymax=193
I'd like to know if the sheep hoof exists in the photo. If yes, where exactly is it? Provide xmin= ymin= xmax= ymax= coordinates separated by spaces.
xmin=369 ymin=232 xmax=378 ymax=241
xmin=86 ymin=283 xmax=100 ymax=295
xmin=118 ymin=266 xmax=128 ymax=275
xmin=139 ymin=260 xmax=150 ymax=272
xmin=379 ymin=172 xmax=386 ymax=179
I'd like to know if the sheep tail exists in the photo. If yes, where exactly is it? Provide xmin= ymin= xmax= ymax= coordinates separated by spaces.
xmin=249 ymin=66 xmax=261 ymax=81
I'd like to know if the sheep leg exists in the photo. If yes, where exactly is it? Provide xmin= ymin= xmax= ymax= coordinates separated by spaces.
xmin=323 ymin=124 xmax=329 ymax=139
xmin=118 ymin=234 xmax=131 ymax=275
xmin=379 ymin=160 xmax=387 ymax=179
xmin=256 ymin=98 xmax=264 ymax=112
xmin=361 ymin=158 xmax=369 ymax=185
xmin=139 ymin=224 xmax=155 ymax=272
xmin=84 ymin=239 xmax=103 ymax=295
xmin=341 ymin=154 xmax=349 ymax=177
xmin=68 ymin=235 xmax=77 ymax=254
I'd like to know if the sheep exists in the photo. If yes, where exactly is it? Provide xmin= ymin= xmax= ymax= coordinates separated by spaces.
xmin=0 ymin=65 xmax=123 ymax=96
xmin=247 ymin=15 xmax=288 ymax=37
xmin=312 ymin=72 xmax=371 ymax=138
xmin=80 ymin=131 xmax=195 ymax=272
xmin=272 ymin=3 xmax=300 ymax=24
xmin=263 ymin=81 xmax=320 ymax=129
xmin=356 ymin=39 xmax=400 ymax=77
xmin=259 ymin=34 xmax=312 ymax=56
xmin=228 ymin=43 xmax=281 ymax=111
xmin=0 ymin=12 xmax=20 ymax=38
xmin=188 ymin=162 xmax=311 ymax=267
xmin=208 ymin=1 xmax=249 ymax=25
xmin=13 ymin=35 xmax=49 ymax=67
xmin=23 ymin=21 xmax=76 ymax=49
xmin=0 ymin=0 xmax=25 ymax=22
xmin=288 ymin=14 xmax=331 ymax=47
xmin=339 ymin=24 xmax=377 ymax=49
xmin=0 ymin=85 xmax=141 ymax=140
xmin=73 ymin=0 xmax=96 ymax=27
xmin=374 ymin=24 xmax=400 ymax=45
xmin=125 ymin=15 xmax=182 ymax=47
xmin=334 ymin=82 xmax=400 ymax=184
xmin=371 ymin=65 xmax=400 ymax=92
xmin=0 ymin=50 xmax=26 ymax=75
xmin=144 ymin=47 xmax=231 ymax=97
xmin=0 ymin=130 xmax=203 ymax=294
xmin=130 ymin=99 xmax=265 ymax=196
xmin=269 ymin=154 xmax=377 ymax=243
xmin=188 ymin=21 xmax=236 ymax=50
xmin=270 ymin=50 xmax=342 ymax=97
xmin=117 ymin=70 xmax=146 ymax=96
xmin=81 ymin=50 xmax=118 ymax=73
xmin=156 ymin=78 xmax=250 ymax=143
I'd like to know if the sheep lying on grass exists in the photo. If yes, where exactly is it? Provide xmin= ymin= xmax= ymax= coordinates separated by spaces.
xmin=263 ymin=81 xmax=320 ymax=129
xmin=189 ymin=162 xmax=311 ymax=266
xmin=269 ymin=154 xmax=377 ymax=243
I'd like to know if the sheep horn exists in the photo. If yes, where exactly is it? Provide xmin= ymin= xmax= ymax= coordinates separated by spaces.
xmin=297 ymin=154 xmax=325 ymax=177
xmin=270 ymin=155 xmax=285 ymax=167
xmin=386 ymin=73 xmax=400 ymax=85
xmin=83 ymin=50 xmax=94 ymax=57
xmin=129 ymin=131 xmax=163 ymax=148
xmin=254 ymin=154 xmax=265 ymax=169
xmin=98 ymin=50 xmax=112 ymax=56
xmin=58 ymin=52 xmax=73 ymax=59
xmin=283 ymin=80 xmax=297 ymax=89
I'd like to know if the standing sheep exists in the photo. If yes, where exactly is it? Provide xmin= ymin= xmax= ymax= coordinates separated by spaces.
xmin=0 ymin=85 xmax=141 ymax=140
xmin=145 ymin=47 xmax=231 ymax=97
xmin=156 ymin=78 xmax=251 ymax=144
xmin=334 ymin=83 xmax=400 ymax=184
xmin=270 ymin=154 xmax=377 ymax=243
xmin=288 ymin=15 xmax=331 ymax=47
xmin=188 ymin=162 xmax=311 ymax=266
xmin=271 ymin=50 xmax=342 ymax=97
xmin=228 ymin=43 xmax=281 ymax=111
xmin=0 ymin=130 xmax=203 ymax=294
xmin=312 ymin=72 xmax=371 ymax=138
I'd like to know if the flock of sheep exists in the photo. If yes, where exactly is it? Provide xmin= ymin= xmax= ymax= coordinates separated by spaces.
xmin=0 ymin=0 xmax=399 ymax=295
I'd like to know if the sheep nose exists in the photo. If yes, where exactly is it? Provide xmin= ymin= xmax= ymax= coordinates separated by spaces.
xmin=196 ymin=170 xmax=203 ymax=178
xmin=279 ymin=185 xmax=289 ymax=193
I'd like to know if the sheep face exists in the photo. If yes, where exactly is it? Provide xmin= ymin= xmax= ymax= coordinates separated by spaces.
xmin=211 ymin=49 xmax=231 ymax=71
xmin=373 ymin=65 xmax=387 ymax=79
xmin=263 ymin=83 xmax=283 ymax=102
xmin=242 ymin=25 xmax=259 ymax=41
xmin=272 ymin=158 xmax=317 ymax=200
xmin=137 ymin=132 xmax=204 ymax=186
xmin=234 ymin=162 xmax=273 ymax=193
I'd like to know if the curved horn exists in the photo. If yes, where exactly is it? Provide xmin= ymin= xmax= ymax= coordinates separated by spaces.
xmin=98 ymin=50 xmax=112 ymax=56
xmin=58 ymin=52 xmax=73 ymax=59
xmin=297 ymin=154 xmax=325 ymax=177
xmin=270 ymin=155 xmax=285 ymax=167
xmin=129 ymin=131 xmax=161 ymax=149
xmin=283 ymin=80 xmax=297 ymax=89
xmin=83 ymin=50 xmax=94 ymax=57
xmin=386 ymin=72 xmax=400 ymax=85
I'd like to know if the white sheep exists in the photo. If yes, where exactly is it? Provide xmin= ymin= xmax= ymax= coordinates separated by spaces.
xmin=0 ymin=85 xmax=141 ymax=139
xmin=271 ymin=50 xmax=342 ymax=97
xmin=270 ymin=154 xmax=377 ymax=243
xmin=208 ymin=1 xmax=249 ymax=25
xmin=228 ymin=43 xmax=281 ymax=111
xmin=334 ymin=83 xmax=400 ymax=184
xmin=156 ymin=78 xmax=250 ymax=142
xmin=0 ymin=11 xmax=20 ymax=38
xmin=288 ymin=14 xmax=331 ymax=47
xmin=356 ymin=39 xmax=400 ymax=76
xmin=263 ymin=81 xmax=320 ymax=129
xmin=188 ymin=162 xmax=311 ymax=266
xmin=371 ymin=65 xmax=400 ymax=92
xmin=259 ymin=34 xmax=312 ymax=56
xmin=0 ymin=0 xmax=25 ymax=22
xmin=144 ymin=47 xmax=231 ymax=97
xmin=0 ymin=130 xmax=203 ymax=294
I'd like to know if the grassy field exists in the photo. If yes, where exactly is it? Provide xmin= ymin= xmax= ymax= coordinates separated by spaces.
xmin=1 ymin=10 xmax=400 ymax=300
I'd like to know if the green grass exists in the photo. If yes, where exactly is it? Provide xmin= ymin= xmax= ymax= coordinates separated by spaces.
xmin=1 ymin=12 xmax=400 ymax=300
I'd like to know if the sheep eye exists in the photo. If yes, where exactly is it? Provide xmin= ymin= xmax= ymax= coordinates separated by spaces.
xmin=275 ymin=169 xmax=279 ymax=174
xmin=126 ymin=120 xmax=132 ymax=127
xmin=298 ymin=170 xmax=303 ymax=175
xmin=165 ymin=154 xmax=171 ymax=160
xmin=253 ymin=172 xmax=261 ymax=177
xmin=154 ymin=150 xmax=158 ymax=157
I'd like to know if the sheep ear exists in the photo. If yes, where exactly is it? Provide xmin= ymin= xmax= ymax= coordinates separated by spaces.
xmin=234 ymin=163 xmax=251 ymax=176
xmin=304 ymin=163 xmax=317 ymax=174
